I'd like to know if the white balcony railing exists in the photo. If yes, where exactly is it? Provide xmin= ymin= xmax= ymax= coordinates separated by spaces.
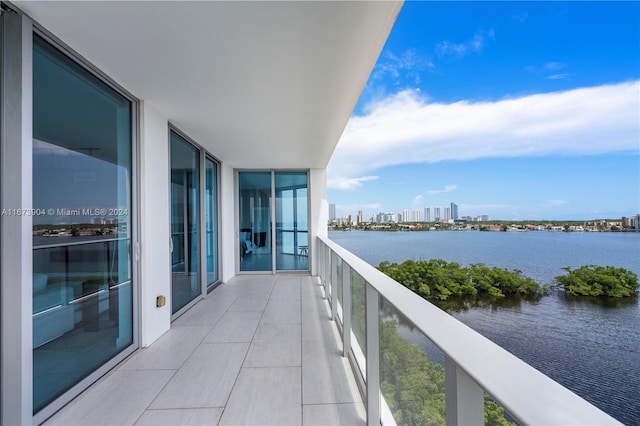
xmin=317 ymin=236 xmax=621 ymax=426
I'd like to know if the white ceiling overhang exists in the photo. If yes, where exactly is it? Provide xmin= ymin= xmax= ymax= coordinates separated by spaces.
xmin=14 ymin=1 xmax=402 ymax=169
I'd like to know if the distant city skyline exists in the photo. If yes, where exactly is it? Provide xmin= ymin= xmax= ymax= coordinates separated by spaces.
xmin=327 ymin=2 xmax=639 ymax=221
xmin=329 ymin=201 xmax=492 ymax=224
xmin=328 ymin=200 xmax=638 ymax=224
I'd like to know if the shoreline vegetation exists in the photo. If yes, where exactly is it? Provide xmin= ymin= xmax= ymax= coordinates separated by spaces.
xmin=375 ymin=260 xmax=637 ymax=425
xmin=376 ymin=259 xmax=639 ymax=304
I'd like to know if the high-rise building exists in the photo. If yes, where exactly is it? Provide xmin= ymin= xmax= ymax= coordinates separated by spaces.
xmin=444 ymin=206 xmax=451 ymax=220
xmin=403 ymin=209 xmax=410 ymax=223
xmin=451 ymin=202 xmax=459 ymax=220
xmin=377 ymin=212 xmax=395 ymax=223
xmin=434 ymin=207 xmax=441 ymax=222
xmin=329 ymin=203 xmax=336 ymax=222
xmin=424 ymin=207 xmax=431 ymax=222
xmin=357 ymin=210 xmax=363 ymax=224
xmin=398 ymin=213 xmax=403 ymax=223
xmin=635 ymin=214 xmax=640 ymax=230
xmin=413 ymin=209 xmax=420 ymax=222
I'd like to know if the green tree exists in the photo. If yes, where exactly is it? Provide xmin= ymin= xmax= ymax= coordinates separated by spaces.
xmin=555 ymin=265 xmax=639 ymax=297
xmin=380 ymin=319 xmax=446 ymax=425
xmin=380 ymin=320 xmax=515 ymax=426
xmin=377 ymin=259 xmax=545 ymax=302
xmin=485 ymin=396 xmax=515 ymax=426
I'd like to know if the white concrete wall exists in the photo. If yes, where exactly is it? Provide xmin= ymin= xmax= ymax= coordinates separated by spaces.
xmin=139 ymin=101 xmax=171 ymax=346
xmin=309 ymin=168 xmax=328 ymax=276
xmin=220 ymin=162 xmax=237 ymax=282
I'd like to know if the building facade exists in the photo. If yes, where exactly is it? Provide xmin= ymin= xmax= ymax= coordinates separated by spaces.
xmin=451 ymin=202 xmax=459 ymax=220
xmin=328 ymin=203 xmax=336 ymax=223
xmin=0 ymin=2 xmax=401 ymax=422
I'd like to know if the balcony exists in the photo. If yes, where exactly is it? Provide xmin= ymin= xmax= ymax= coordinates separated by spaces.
xmin=45 ymin=238 xmax=620 ymax=425
xmin=45 ymin=274 xmax=365 ymax=425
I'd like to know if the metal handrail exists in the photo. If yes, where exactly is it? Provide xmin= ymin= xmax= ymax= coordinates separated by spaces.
xmin=318 ymin=235 xmax=620 ymax=426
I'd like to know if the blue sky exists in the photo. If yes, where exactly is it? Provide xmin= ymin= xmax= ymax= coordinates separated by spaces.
xmin=327 ymin=1 xmax=640 ymax=221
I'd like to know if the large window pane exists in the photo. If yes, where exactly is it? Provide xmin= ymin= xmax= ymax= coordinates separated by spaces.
xmin=32 ymin=35 xmax=132 ymax=413
xmin=238 ymin=172 xmax=273 ymax=272
xmin=205 ymin=157 xmax=219 ymax=286
xmin=170 ymin=131 xmax=200 ymax=313
xmin=275 ymin=172 xmax=308 ymax=271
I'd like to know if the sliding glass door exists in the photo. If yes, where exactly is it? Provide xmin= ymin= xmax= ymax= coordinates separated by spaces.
xmin=205 ymin=157 xmax=219 ymax=286
xmin=32 ymin=34 xmax=133 ymax=413
xmin=238 ymin=171 xmax=308 ymax=273
xmin=238 ymin=172 xmax=273 ymax=272
xmin=170 ymin=131 xmax=200 ymax=314
xmin=275 ymin=172 xmax=308 ymax=271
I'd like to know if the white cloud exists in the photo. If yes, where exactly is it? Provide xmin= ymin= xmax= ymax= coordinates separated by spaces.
xmin=526 ymin=62 xmax=571 ymax=80
xmin=547 ymin=73 xmax=571 ymax=80
xmin=545 ymin=62 xmax=566 ymax=71
xmin=411 ymin=195 xmax=424 ymax=205
xmin=436 ymin=30 xmax=494 ymax=58
xmin=327 ymin=175 xmax=378 ymax=190
xmin=328 ymin=81 xmax=640 ymax=189
xmin=427 ymin=185 xmax=457 ymax=194
xmin=336 ymin=203 xmax=382 ymax=214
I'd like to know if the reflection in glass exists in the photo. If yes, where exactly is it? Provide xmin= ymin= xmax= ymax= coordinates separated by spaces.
xmin=170 ymin=131 xmax=200 ymax=313
xmin=379 ymin=299 xmax=446 ymax=425
xmin=275 ymin=172 xmax=308 ymax=271
xmin=336 ymin=255 xmax=343 ymax=322
xmin=238 ymin=172 xmax=273 ymax=272
xmin=205 ymin=157 xmax=219 ymax=286
xmin=351 ymin=269 xmax=367 ymax=375
xmin=32 ymin=35 xmax=132 ymax=413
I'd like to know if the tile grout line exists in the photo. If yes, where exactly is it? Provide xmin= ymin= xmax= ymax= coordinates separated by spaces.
xmin=299 ymin=275 xmax=305 ymax=424
xmin=217 ymin=274 xmax=277 ymax=425
xmin=134 ymin=283 xmax=240 ymax=425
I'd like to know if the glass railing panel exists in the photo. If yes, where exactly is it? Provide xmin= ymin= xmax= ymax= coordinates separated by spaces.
xmin=336 ymin=256 xmax=343 ymax=322
xmin=351 ymin=269 xmax=367 ymax=376
xmin=379 ymin=298 xmax=447 ymax=426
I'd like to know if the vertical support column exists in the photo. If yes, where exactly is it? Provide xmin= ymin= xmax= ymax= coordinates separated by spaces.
xmin=199 ymin=150 xmax=207 ymax=297
xmin=365 ymin=283 xmax=380 ymax=426
xmin=341 ymin=262 xmax=351 ymax=357
xmin=445 ymin=356 xmax=484 ymax=426
xmin=1 ymin=10 xmax=33 ymax=424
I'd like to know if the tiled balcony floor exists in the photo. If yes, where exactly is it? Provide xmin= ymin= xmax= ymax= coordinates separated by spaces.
xmin=46 ymin=275 xmax=365 ymax=425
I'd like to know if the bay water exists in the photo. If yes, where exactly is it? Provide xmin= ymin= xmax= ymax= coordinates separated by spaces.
xmin=329 ymin=230 xmax=640 ymax=424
